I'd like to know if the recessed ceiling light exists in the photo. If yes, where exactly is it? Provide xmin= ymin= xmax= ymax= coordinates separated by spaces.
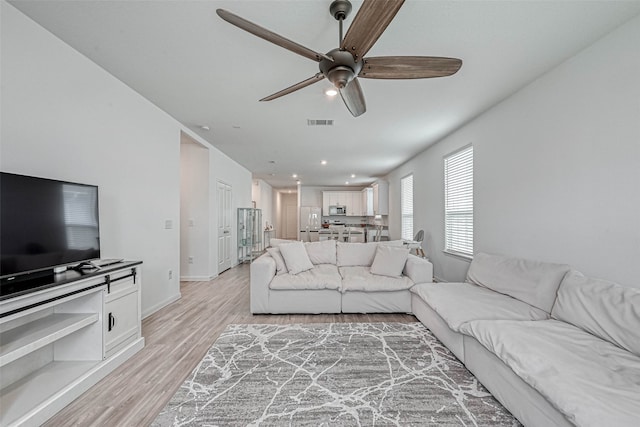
xmin=270 ymin=173 xmax=276 ymax=176
xmin=296 ymin=180 xmax=301 ymax=185
xmin=325 ymin=88 xmax=338 ymax=97
xmin=292 ymin=173 xmax=297 ymax=178
xmin=321 ymin=160 xmax=327 ymax=165
xmin=200 ymin=125 xmax=210 ymax=131
xmin=345 ymin=181 xmax=350 ymax=185
xmin=350 ymin=174 xmax=356 ymax=178
xmin=268 ymin=160 xmax=276 ymax=164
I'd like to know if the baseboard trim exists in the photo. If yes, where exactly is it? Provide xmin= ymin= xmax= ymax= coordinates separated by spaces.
xmin=142 ymin=292 xmax=181 ymax=319
xmin=180 ymin=275 xmax=215 ymax=282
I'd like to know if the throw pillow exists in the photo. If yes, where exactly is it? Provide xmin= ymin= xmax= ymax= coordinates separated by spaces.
xmin=279 ymin=241 xmax=314 ymax=275
xmin=305 ymin=240 xmax=337 ymax=265
xmin=370 ymin=245 xmax=410 ymax=278
xmin=266 ymin=247 xmax=288 ymax=275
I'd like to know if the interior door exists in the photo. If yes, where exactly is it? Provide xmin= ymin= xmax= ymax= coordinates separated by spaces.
xmin=217 ymin=181 xmax=232 ymax=273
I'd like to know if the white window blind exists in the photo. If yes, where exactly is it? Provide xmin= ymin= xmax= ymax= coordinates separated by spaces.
xmin=444 ymin=145 xmax=473 ymax=257
xmin=401 ymin=174 xmax=413 ymax=240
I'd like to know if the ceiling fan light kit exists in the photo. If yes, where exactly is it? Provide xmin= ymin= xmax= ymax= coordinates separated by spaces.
xmin=216 ymin=0 xmax=462 ymax=117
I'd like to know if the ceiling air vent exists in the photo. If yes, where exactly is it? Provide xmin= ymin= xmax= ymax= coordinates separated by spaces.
xmin=307 ymin=119 xmax=334 ymax=126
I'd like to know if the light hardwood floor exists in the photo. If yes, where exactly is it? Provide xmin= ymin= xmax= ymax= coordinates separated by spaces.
xmin=44 ymin=263 xmax=417 ymax=426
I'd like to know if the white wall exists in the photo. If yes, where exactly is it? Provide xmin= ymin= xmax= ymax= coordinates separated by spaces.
xmin=180 ymin=135 xmax=210 ymax=281
xmin=252 ymin=179 xmax=274 ymax=231
xmin=1 ymin=3 xmax=252 ymax=316
xmin=387 ymin=15 xmax=640 ymax=287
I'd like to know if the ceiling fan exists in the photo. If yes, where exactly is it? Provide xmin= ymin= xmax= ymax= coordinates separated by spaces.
xmin=216 ymin=0 xmax=462 ymax=117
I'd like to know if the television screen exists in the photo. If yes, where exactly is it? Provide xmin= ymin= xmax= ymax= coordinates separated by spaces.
xmin=0 ymin=172 xmax=100 ymax=281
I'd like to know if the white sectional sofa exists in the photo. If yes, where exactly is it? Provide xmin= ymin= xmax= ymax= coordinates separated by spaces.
xmin=250 ymin=239 xmax=434 ymax=314
xmin=411 ymin=252 xmax=640 ymax=427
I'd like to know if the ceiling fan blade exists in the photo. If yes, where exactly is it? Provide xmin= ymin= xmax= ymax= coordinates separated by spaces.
xmin=260 ymin=74 xmax=325 ymax=102
xmin=359 ymin=56 xmax=463 ymax=79
xmin=341 ymin=0 xmax=405 ymax=61
xmin=216 ymin=9 xmax=332 ymax=63
xmin=340 ymin=78 xmax=366 ymax=117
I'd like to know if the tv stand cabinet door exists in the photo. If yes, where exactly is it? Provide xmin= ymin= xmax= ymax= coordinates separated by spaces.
xmin=103 ymin=272 xmax=140 ymax=359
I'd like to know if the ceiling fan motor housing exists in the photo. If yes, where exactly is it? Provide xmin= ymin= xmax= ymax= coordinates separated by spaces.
xmin=329 ymin=0 xmax=352 ymax=20
xmin=319 ymin=48 xmax=363 ymax=89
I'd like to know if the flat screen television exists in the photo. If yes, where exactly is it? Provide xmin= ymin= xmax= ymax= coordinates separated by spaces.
xmin=1 ymin=172 xmax=100 ymax=293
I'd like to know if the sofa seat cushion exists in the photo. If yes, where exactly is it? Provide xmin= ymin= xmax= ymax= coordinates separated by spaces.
xmin=410 ymin=282 xmax=548 ymax=331
xmin=339 ymin=266 xmax=413 ymax=293
xmin=460 ymin=319 xmax=640 ymax=427
xmin=269 ymin=264 xmax=342 ymax=291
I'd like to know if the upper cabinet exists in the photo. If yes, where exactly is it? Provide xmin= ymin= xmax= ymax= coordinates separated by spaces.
xmin=321 ymin=187 xmax=385 ymax=217
xmin=322 ymin=191 xmax=363 ymax=216
xmin=361 ymin=188 xmax=374 ymax=216
xmin=347 ymin=192 xmax=362 ymax=216
xmin=372 ymin=180 xmax=389 ymax=215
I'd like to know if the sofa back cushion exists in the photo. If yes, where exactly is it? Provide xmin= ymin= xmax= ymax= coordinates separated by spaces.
xmin=552 ymin=270 xmax=640 ymax=356
xmin=466 ymin=252 xmax=570 ymax=313
xmin=304 ymin=240 xmax=337 ymax=265
xmin=270 ymin=238 xmax=296 ymax=247
xmin=336 ymin=242 xmax=378 ymax=267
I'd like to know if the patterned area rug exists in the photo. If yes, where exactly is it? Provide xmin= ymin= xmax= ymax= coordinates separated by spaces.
xmin=153 ymin=323 xmax=520 ymax=426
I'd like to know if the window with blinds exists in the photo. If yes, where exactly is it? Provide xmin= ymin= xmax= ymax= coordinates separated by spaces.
xmin=401 ymin=174 xmax=413 ymax=240
xmin=444 ymin=145 xmax=473 ymax=257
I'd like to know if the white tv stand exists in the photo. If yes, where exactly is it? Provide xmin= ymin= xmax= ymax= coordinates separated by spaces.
xmin=0 ymin=261 xmax=144 ymax=426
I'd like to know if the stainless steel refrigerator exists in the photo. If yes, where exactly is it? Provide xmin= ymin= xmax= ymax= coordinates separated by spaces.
xmin=300 ymin=206 xmax=321 ymax=242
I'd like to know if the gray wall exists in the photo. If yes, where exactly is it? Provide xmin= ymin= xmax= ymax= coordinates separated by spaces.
xmin=387 ymin=14 xmax=640 ymax=287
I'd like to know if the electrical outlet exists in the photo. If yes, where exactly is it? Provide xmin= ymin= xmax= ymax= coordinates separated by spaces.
xmin=165 ymin=219 xmax=173 ymax=229
xmin=168 ymin=270 xmax=173 ymax=280
xmin=188 ymin=256 xmax=194 ymax=264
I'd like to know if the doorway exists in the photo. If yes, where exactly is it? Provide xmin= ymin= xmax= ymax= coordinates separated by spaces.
xmin=277 ymin=192 xmax=297 ymax=240
xmin=217 ymin=181 xmax=232 ymax=273
xmin=284 ymin=204 xmax=297 ymax=239
xmin=180 ymin=133 xmax=210 ymax=281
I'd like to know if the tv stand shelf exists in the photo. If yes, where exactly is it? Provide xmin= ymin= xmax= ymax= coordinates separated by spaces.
xmin=0 ymin=312 xmax=98 ymax=367
xmin=0 ymin=261 xmax=144 ymax=427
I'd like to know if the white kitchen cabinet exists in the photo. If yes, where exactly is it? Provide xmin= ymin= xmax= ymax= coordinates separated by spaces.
xmin=323 ymin=191 xmax=362 ymax=216
xmin=347 ymin=192 xmax=362 ymax=216
xmin=362 ymin=188 xmax=374 ymax=216
xmin=322 ymin=191 xmax=341 ymax=216
xmin=322 ymin=192 xmax=330 ymax=216
xmin=372 ymin=180 xmax=389 ymax=215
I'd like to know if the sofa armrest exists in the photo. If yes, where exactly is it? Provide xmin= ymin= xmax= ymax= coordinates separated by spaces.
xmin=250 ymin=254 xmax=276 ymax=313
xmin=404 ymin=255 xmax=433 ymax=284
